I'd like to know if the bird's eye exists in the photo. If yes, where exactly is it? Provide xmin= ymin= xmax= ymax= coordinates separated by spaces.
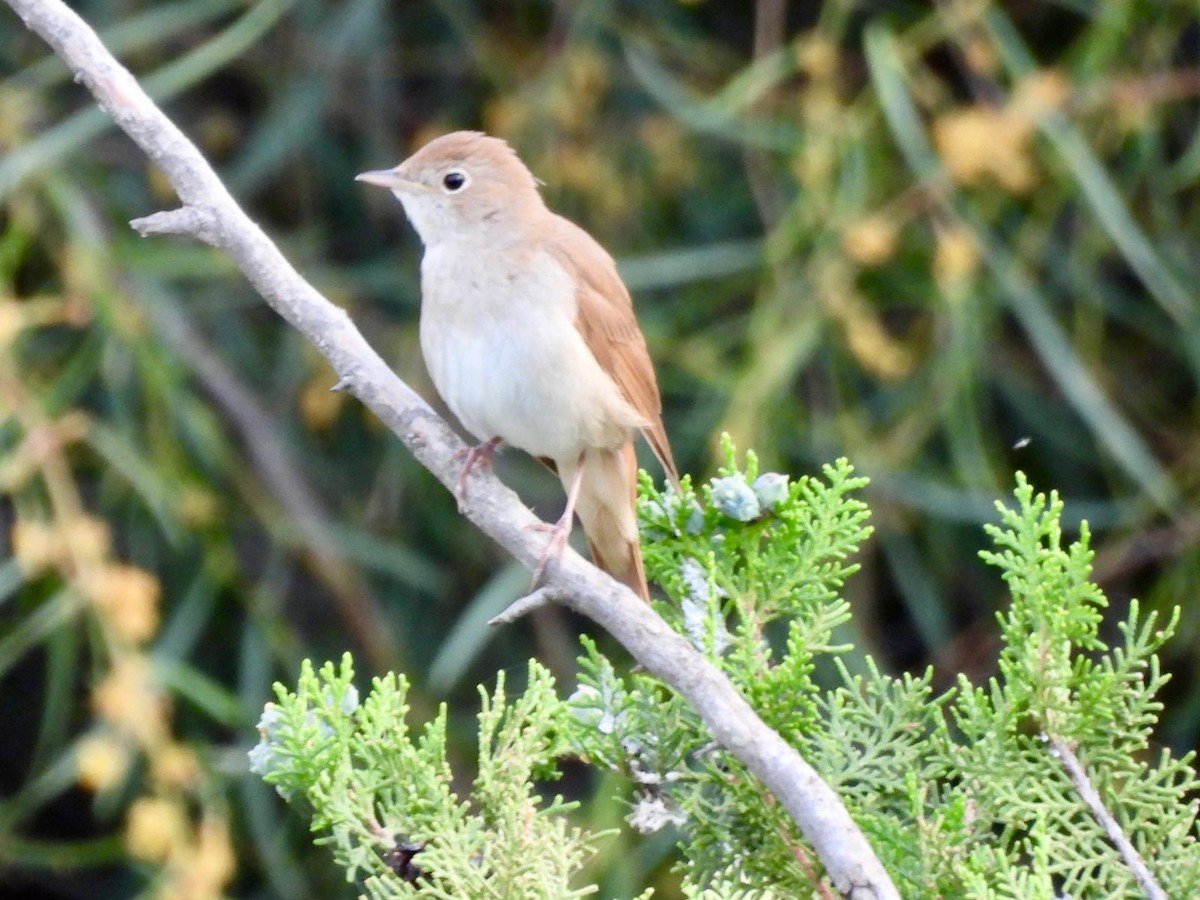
xmin=442 ymin=170 xmax=468 ymax=193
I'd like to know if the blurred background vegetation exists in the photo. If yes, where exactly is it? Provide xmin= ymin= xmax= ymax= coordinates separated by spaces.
xmin=2 ymin=0 xmax=1199 ymax=896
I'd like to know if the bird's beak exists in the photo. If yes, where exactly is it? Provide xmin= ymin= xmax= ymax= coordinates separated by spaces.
xmin=355 ymin=168 xmax=431 ymax=193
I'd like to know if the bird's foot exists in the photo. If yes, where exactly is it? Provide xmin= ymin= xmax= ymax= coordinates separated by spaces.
xmin=529 ymin=507 xmax=574 ymax=588
xmin=453 ymin=437 xmax=502 ymax=510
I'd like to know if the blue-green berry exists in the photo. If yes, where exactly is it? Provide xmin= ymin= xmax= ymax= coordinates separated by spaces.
xmin=710 ymin=475 xmax=760 ymax=521
xmin=752 ymin=472 xmax=789 ymax=511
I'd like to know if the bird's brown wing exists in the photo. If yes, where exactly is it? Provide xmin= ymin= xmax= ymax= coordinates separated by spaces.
xmin=543 ymin=215 xmax=679 ymax=489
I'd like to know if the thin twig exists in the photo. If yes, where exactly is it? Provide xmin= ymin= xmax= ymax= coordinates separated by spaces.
xmin=5 ymin=1 xmax=900 ymax=896
xmin=1048 ymin=734 xmax=1167 ymax=900
xmin=488 ymin=586 xmax=561 ymax=626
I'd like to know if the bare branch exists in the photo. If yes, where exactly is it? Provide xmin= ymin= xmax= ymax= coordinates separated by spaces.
xmin=5 ymin=0 xmax=899 ymax=895
xmin=488 ymin=586 xmax=562 ymax=626
xmin=130 ymin=206 xmax=217 ymax=239
xmin=1049 ymin=735 xmax=1167 ymax=900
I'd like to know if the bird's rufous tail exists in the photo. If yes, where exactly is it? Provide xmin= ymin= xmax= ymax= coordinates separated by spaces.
xmin=557 ymin=442 xmax=648 ymax=601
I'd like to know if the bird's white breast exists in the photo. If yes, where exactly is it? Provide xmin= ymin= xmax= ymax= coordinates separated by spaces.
xmin=418 ymin=242 xmax=641 ymax=461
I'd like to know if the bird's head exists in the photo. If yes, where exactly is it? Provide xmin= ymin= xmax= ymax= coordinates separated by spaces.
xmin=357 ymin=131 xmax=546 ymax=246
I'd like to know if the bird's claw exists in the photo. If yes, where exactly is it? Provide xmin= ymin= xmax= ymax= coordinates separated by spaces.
xmin=529 ymin=509 xmax=573 ymax=588
xmin=453 ymin=437 xmax=502 ymax=510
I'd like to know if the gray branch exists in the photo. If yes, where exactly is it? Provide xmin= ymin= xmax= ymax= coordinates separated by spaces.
xmin=1049 ymin=735 xmax=1167 ymax=900
xmin=489 ymin=586 xmax=562 ymax=626
xmin=5 ymin=0 xmax=900 ymax=895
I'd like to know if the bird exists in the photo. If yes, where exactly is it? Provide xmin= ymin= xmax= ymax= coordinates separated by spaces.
xmin=357 ymin=131 xmax=679 ymax=601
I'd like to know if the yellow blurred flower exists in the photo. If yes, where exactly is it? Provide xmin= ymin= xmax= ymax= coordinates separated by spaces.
xmin=1012 ymin=69 xmax=1069 ymax=120
xmin=188 ymin=814 xmax=237 ymax=897
xmin=934 ymin=69 xmax=1067 ymax=194
xmin=842 ymin=216 xmax=899 ymax=267
xmin=12 ymin=515 xmax=110 ymax=573
xmin=149 ymin=812 xmax=236 ymax=900
xmin=843 ymin=307 xmax=915 ymax=381
xmin=934 ymin=105 xmax=1036 ymax=193
xmin=151 ymin=743 xmax=202 ymax=791
xmin=76 ymin=732 xmax=132 ymax=793
xmin=11 ymin=521 xmax=58 ymax=573
xmin=819 ymin=261 xmax=915 ymax=381
xmin=93 ymin=655 xmax=167 ymax=745
xmin=0 ymin=300 xmax=22 ymax=349
xmin=933 ymin=225 xmax=981 ymax=289
xmin=62 ymin=514 xmax=112 ymax=564
xmin=126 ymin=796 xmax=188 ymax=863
xmin=796 ymin=35 xmax=839 ymax=81
xmin=83 ymin=563 xmax=161 ymax=643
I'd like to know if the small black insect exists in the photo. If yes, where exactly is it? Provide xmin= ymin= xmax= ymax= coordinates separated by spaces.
xmin=383 ymin=838 xmax=428 ymax=884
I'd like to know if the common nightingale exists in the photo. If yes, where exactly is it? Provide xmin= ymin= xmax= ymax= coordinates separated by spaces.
xmin=357 ymin=131 xmax=679 ymax=601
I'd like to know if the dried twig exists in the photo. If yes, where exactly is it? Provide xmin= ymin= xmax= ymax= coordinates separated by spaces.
xmin=487 ymin=585 xmax=562 ymax=626
xmin=1048 ymin=734 xmax=1167 ymax=900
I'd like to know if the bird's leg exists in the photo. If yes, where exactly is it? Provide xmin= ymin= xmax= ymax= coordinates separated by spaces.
xmin=453 ymin=436 xmax=502 ymax=509
xmin=531 ymin=452 xmax=585 ymax=587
